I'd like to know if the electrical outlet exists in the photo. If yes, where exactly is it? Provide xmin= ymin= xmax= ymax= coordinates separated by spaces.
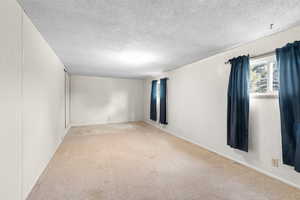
xmin=272 ymin=159 xmax=279 ymax=168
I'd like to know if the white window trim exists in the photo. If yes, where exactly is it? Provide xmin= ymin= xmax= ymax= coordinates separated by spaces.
xmin=250 ymin=92 xmax=278 ymax=99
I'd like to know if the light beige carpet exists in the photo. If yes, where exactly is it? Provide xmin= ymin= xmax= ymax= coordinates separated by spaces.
xmin=27 ymin=122 xmax=300 ymax=200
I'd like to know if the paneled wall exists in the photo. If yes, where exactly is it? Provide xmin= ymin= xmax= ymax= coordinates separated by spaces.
xmin=0 ymin=1 xmax=68 ymax=199
xmin=0 ymin=1 xmax=22 ymax=199
xmin=22 ymin=14 xmax=67 ymax=199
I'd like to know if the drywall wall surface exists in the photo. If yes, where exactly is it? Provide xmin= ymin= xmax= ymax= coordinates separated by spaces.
xmin=71 ymin=75 xmax=144 ymax=126
xmin=22 ymin=13 xmax=66 ymax=199
xmin=144 ymin=25 xmax=300 ymax=187
xmin=65 ymin=72 xmax=71 ymax=129
xmin=0 ymin=0 xmax=22 ymax=199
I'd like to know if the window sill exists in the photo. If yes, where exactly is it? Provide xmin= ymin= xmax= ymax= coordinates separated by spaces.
xmin=250 ymin=93 xmax=278 ymax=99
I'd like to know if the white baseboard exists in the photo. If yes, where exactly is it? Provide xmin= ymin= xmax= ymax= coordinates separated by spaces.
xmin=144 ymin=120 xmax=300 ymax=190
xmin=70 ymin=120 xmax=143 ymax=128
xmin=70 ymin=122 xmax=107 ymax=127
xmin=65 ymin=125 xmax=71 ymax=134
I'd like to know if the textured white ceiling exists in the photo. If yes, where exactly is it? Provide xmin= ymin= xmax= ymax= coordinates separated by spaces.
xmin=19 ymin=0 xmax=300 ymax=78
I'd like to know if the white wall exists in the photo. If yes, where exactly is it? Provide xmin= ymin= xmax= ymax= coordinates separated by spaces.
xmin=0 ymin=1 xmax=22 ymax=199
xmin=0 ymin=1 xmax=68 ymax=199
xmin=71 ymin=75 xmax=144 ymax=126
xmin=144 ymin=25 xmax=300 ymax=188
xmin=65 ymin=72 xmax=71 ymax=129
xmin=22 ymin=14 xmax=67 ymax=199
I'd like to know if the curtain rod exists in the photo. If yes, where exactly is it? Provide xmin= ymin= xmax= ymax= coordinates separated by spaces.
xmin=225 ymin=50 xmax=275 ymax=64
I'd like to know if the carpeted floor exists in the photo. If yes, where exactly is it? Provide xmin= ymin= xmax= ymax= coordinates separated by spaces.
xmin=27 ymin=122 xmax=300 ymax=200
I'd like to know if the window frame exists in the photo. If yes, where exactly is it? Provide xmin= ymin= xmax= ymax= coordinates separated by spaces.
xmin=156 ymin=80 xmax=160 ymax=117
xmin=249 ymin=55 xmax=279 ymax=99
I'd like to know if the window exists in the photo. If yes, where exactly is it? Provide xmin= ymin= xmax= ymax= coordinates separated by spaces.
xmin=156 ymin=81 xmax=160 ymax=115
xmin=156 ymin=81 xmax=160 ymax=103
xmin=249 ymin=55 xmax=278 ymax=97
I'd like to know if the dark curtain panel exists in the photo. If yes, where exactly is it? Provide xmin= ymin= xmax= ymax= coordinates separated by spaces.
xmin=276 ymin=41 xmax=300 ymax=171
xmin=227 ymin=55 xmax=250 ymax=152
xmin=160 ymin=78 xmax=168 ymax=125
xmin=150 ymin=80 xmax=158 ymax=121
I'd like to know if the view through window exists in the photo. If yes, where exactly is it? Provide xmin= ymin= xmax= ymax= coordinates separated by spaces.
xmin=249 ymin=56 xmax=278 ymax=95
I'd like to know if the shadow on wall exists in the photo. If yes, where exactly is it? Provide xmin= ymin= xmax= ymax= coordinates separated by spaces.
xmin=73 ymin=79 xmax=139 ymax=124
xmin=236 ymin=98 xmax=282 ymax=167
xmin=128 ymin=89 xmax=138 ymax=121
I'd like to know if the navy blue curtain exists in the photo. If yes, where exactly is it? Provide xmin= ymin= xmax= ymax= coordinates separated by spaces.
xmin=276 ymin=41 xmax=300 ymax=171
xmin=160 ymin=78 xmax=168 ymax=125
xmin=227 ymin=55 xmax=250 ymax=152
xmin=150 ymin=80 xmax=157 ymax=121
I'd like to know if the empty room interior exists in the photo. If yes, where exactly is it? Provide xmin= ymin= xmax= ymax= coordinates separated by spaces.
xmin=2 ymin=0 xmax=300 ymax=199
